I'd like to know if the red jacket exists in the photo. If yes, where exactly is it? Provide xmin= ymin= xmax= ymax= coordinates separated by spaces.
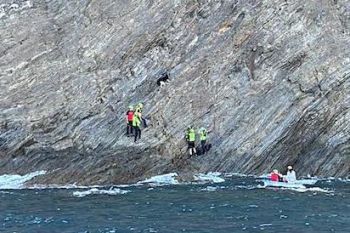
xmin=270 ymin=173 xmax=280 ymax=182
xmin=126 ymin=110 xmax=134 ymax=121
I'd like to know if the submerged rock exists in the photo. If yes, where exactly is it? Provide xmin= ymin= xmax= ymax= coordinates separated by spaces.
xmin=0 ymin=0 xmax=349 ymax=184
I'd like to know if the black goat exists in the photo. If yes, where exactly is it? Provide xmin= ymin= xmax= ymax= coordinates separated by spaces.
xmin=156 ymin=72 xmax=170 ymax=86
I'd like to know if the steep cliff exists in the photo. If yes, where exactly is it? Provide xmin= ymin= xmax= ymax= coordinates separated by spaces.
xmin=1 ymin=0 xmax=349 ymax=184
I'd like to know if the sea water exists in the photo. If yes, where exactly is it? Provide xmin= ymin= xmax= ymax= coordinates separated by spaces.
xmin=0 ymin=173 xmax=349 ymax=233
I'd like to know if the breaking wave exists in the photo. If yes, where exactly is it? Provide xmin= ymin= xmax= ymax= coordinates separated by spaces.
xmin=0 ymin=171 xmax=46 ymax=189
xmin=288 ymin=187 xmax=334 ymax=193
xmin=194 ymin=172 xmax=225 ymax=183
xmin=73 ymin=188 xmax=130 ymax=197
xmin=137 ymin=173 xmax=180 ymax=185
xmin=0 ymin=170 xmax=341 ymax=196
xmin=137 ymin=172 xmax=226 ymax=186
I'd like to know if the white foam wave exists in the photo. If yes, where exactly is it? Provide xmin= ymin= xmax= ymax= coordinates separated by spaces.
xmin=73 ymin=188 xmax=130 ymax=197
xmin=201 ymin=185 xmax=227 ymax=192
xmin=0 ymin=191 xmax=15 ymax=194
xmin=235 ymin=185 xmax=259 ymax=190
xmin=115 ymin=183 xmax=143 ymax=188
xmin=138 ymin=173 xmax=179 ymax=185
xmin=224 ymin=172 xmax=254 ymax=178
xmin=194 ymin=172 xmax=225 ymax=183
xmin=29 ymin=182 xmax=144 ymax=189
xmin=289 ymin=187 xmax=334 ymax=193
xmin=0 ymin=171 xmax=46 ymax=189
xmin=29 ymin=184 xmax=104 ymax=189
xmin=336 ymin=177 xmax=350 ymax=183
xmin=201 ymin=186 xmax=218 ymax=191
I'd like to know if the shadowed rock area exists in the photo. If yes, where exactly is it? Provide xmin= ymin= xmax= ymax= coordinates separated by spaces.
xmin=0 ymin=0 xmax=349 ymax=185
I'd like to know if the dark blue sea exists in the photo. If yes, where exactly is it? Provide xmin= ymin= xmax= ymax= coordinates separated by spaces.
xmin=1 ymin=174 xmax=349 ymax=233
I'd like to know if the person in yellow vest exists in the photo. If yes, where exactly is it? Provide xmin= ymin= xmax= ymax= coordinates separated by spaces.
xmin=134 ymin=103 xmax=142 ymax=118
xmin=198 ymin=127 xmax=208 ymax=154
xmin=135 ymin=103 xmax=147 ymax=127
xmin=132 ymin=111 xmax=142 ymax=143
xmin=185 ymin=126 xmax=196 ymax=156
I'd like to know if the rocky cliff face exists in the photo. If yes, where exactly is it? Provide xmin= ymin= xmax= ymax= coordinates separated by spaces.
xmin=1 ymin=0 xmax=349 ymax=184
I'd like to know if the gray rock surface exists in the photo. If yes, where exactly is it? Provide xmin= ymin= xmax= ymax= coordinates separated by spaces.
xmin=0 ymin=0 xmax=349 ymax=184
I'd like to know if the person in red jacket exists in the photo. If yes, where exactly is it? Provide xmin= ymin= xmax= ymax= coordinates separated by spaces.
xmin=270 ymin=169 xmax=282 ymax=182
xmin=126 ymin=105 xmax=134 ymax=136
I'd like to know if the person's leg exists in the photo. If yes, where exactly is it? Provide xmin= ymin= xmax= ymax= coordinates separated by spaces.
xmin=138 ymin=128 xmax=141 ymax=139
xmin=129 ymin=121 xmax=133 ymax=134
xmin=190 ymin=142 xmax=196 ymax=156
xmin=127 ymin=124 xmax=130 ymax=135
xmin=188 ymin=142 xmax=192 ymax=156
xmin=134 ymin=126 xmax=139 ymax=142
xmin=201 ymin=140 xmax=206 ymax=153
xmin=206 ymin=144 xmax=211 ymax=152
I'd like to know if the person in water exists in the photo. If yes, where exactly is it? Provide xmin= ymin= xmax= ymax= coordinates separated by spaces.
xmin=126 ymin=105 xmax=134 ymax=136
xmin=270 ymin=169 xmax=283 ymax=182
xmin=285 ymin=165 xmax=296 ymax=182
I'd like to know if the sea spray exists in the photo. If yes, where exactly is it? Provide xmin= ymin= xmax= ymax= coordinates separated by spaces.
xmin=193 ymin=172 xmax=225 ymax=183
xmin=137 ymin=173 xmax=179 ymax=185
xmin=0 ymin=171 xmax=46 ymax=189
xmin=73 ymin=188 xmax=130 ymax=197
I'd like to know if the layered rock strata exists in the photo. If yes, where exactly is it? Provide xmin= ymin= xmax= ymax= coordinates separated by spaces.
xmin=0 ymin=0 xmax=349 ymax=184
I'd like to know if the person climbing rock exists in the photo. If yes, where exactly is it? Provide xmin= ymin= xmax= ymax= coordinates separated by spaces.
xmin=185 ymin=126 xmax=190 ymax=141
xmin=198 ymin=127 xmax=208 ymax=154
xmin=132 ymin=111 xmax=142 ymax=143
xmin=186 ymin=126 xmax=196 ymax=156
xmin=135 ymin=103 xmax=143 ymax=116
xmin=135 ymin=103 xmax=147 ymax=127
xmin=126 ymin=105 xmax=134 ymax=136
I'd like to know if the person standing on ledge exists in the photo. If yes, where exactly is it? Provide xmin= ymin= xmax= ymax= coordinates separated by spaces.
xmin=132 ymin=110 xmax=142 ymax=143
xmin=198 ymin=127 xmax=208 ymax=154
xmin=126 ymin=105 xmax=134 ymax=136
xmin=135 ymin=103 xmax=147 ymax=127
xmin=186 ymin=126 xmax=196 ymax=156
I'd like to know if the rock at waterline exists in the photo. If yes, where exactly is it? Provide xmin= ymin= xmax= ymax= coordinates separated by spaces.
xmin=1 ymin=0 xmax=349 ymax=185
